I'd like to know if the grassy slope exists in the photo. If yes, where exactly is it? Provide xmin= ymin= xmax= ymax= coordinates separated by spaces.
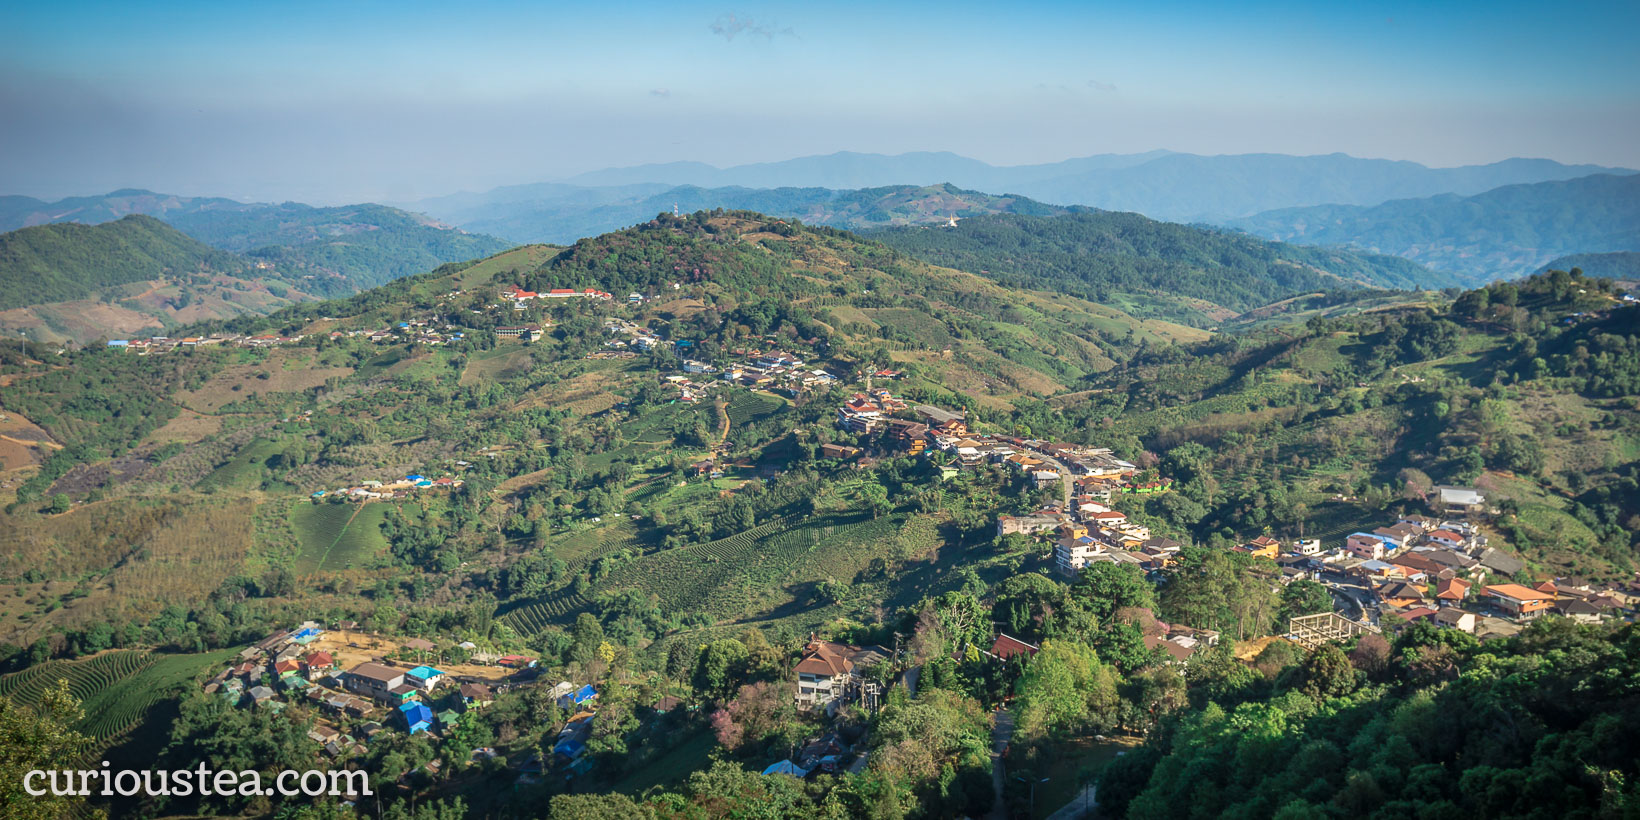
xmin=1079 ymin=284 xmax=1638 ymax=579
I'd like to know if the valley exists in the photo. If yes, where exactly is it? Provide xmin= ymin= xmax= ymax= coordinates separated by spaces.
xmin=0 ymin=209 xmax=1636 ymax=819
xmin=5 ymin=5 xmax=1638 ymax=818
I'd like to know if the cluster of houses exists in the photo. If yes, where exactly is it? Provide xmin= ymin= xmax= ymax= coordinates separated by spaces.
xmin=502 ymin=285 xmax=615 ymax=306
xmin=311 ymin=473 xmax=464 ymax=501
xmin=107 ymin=315 xmax=484 ymax=354
xmin=760 ymin=728 xmax=871 ymax=779
xmin=836 ymin=395 xmax=1156 ymax=495
xmin=204 ymin=623 xmax=528 ymax=761
xmin=541 ymin=682 xmax=602 ymax=775
xmin=993 ymin=476 xmax=1638 ymax=643
xmin=712 ymin=349 xmax=841 ymax=393
xmin=107 ymin=333 xmax=305 ymax=352
xmin=661 ymin=374 xmax=712 ymax=404
xmin=1244 ymin=488 xmax=1637 ymax=636
xmin=997 ymin=501 xmax=1178 ymax=578
xmin=333 ymin=321 xmax=466 ymax=346
xmin=602 ymin=318 xmax=672 ymax=352
xmin=1301 ymin=502 xmax=1637 ymax=630
xmin=207 ymin=619 xmax=693 ymax=787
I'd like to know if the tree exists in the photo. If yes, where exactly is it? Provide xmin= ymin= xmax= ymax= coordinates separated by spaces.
xmin=1160 ymin=548 xmax=1279 ymax=639
xmin=568 ymin=613 xmax=606 ymax=670
xmin=858 ymin=481 xmax=892 ymax=520
xmin=1298 ymin=644 xmax=1356 ymax=700
xmin=1252 ymin=639 xmax=1304 ymax=679
xmin=693 ymin=639 xmax=749 ymax=700
xmin=933 ymin=591 xmax=988 ymax=649
xmin=1012 ymin=640 xmax=1120 ymax=740
xmin=0 ymin=682 xmax=89 ymax=820
xmin=1348 ymin=633 xmax=1393 ymax=681
xmin=548 ymin=793 xmax=653 ymax=819
xmin=710 ymin=681 xmax=798 ymax=752
xmin=871 ymin=688 xmax=994 ymax=817
xmin=1280 ymin=580 xmax=1332 ymax=621
xmin=1071 ymin=562 xmax=1156 ymax=622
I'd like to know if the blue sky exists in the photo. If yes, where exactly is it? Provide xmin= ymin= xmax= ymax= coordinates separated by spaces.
xmin=2 ymin=0 xmax=1637 ymax=203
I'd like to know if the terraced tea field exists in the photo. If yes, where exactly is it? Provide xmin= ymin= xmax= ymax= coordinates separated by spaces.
xmin=0 ymin=648 xmax=235 ymax=753
xmin=547 ymin=520 xmax=646 ymax=573
xmin=725 ymin=391 xmax=784 ymax=425
xmin=498 ymin=510 xmax=917 ymax=636
xmin=291 ymin=500 xmax=393 ymax=573
xmin=499 ymin=588 xmax=594 ymax=635
xmin=596 ymin=510 xmax=909 ymax=621
xmin=586 ymin=404 xmax=692 ymax=469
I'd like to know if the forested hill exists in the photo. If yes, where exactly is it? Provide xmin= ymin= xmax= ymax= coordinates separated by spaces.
xmin=0 ymin=189 xmax=513 ymax=294
xmin=0 ymin=215 xmax=251 ymax=310
xmin=163 ymin=202 xmax=513 ymax=291
xmin=1232 ymin=173 xmax=1640 ymax=283
xmin=870 ymin=211 xmax=1453 ymax=327
xmin=505 ymin=210 xmax=1209 ymax=385
xmin=1535 ymin=251 xmax=1640 ymax=279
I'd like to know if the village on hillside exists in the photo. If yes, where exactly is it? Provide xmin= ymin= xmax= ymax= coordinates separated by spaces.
xmin=204 ymin=620 xmax=629 ymax=784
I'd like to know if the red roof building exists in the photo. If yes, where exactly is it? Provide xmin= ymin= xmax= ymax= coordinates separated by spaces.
xmin=1435 ymin=578 xmax=1470 ymax=602
xmin=988 ymin=634 xmax=1040 ymax=661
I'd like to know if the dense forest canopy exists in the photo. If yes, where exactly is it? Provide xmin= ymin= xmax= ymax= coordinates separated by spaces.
xmin=872 ymin=211 xmax=1449 ymax=326
xmin=0 ymin=215 xmax=252 ymax=310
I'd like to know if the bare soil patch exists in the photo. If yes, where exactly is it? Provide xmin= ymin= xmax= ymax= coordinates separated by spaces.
xmin=177 ymin=352 xmax=352 ymax=412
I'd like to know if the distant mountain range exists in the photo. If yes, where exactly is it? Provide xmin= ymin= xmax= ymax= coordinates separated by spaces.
xmin=0 ymin=191 xmax=515 ymax=344
xmin=1232 ymin=174 xmax=1640 ymax=283
xmin=0 ymin=189 xmax=512 ymax=293
xmin=530 ymin=150 xmax=1632 ymax=222
xmin=402 ymin=152 xmax=1636 ymax=282
xmin=410 ymin=182 xmax=1074 ymax=245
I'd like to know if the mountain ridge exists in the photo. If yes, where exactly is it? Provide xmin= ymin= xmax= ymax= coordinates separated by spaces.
xmin=0 ymin=215 xmax=319 ymax=343
xmin=870 ymin=211 xmax=1454 ymax=326
xmin=0 ymin=189 xmax=513 ymax=294
xmin=1231 ymin=173 xmax=1640 ymax=282
xmin=535 ymin=150 xmax=1633 ymax=222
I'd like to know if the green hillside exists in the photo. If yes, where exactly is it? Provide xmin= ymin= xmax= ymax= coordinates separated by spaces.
xmin=0 ymin=189 xmax=514 ymax=297
xmin=1535 ymin=251 xmax=1640 ymax=279
xmin=872 ymin=211 xmax=1452 ymax=326
xmin=0 ymin=196 xmax=514 ymax=344
xmin=0 ymin=215 xmax=250 ymax=310
xmin=0 ymin=211 xmax=1635 ymax=820
xmin=513 ymin=210 xmax=1205 ymax=392
xmin=1044 ymin=268 xmax=1640 ymax=579
xmin=167 ymin=202 xmax=513 ymax=292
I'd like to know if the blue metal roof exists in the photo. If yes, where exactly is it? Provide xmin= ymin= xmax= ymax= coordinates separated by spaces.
xmin=399 ymin=702 xmax=433 ymax=725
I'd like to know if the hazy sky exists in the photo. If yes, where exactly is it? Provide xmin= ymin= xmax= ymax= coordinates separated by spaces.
xmin=3 ymin=0 xmax=1638 ymax=204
